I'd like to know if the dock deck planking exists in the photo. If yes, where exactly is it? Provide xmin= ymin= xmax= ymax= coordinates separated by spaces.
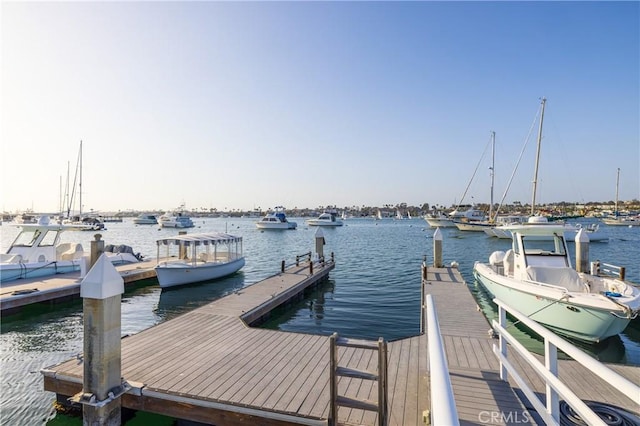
xmin=42 ymin=262 xmax=639 ymax=425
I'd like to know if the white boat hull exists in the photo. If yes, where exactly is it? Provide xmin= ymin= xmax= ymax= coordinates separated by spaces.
xmin=473 ymin=264 xmax=631 ymax=342
xmin=256 ymin=222 xmax=297 ymax=230
xmin=0 ymin=260 xmax=81 ymax=282
xmin=424 ymin=217 xmax=455 ymax=228
xmin=306 ymin=220 xmax=343 ymax=226
xmin=155 ymin=257 xmax=245 ymax=288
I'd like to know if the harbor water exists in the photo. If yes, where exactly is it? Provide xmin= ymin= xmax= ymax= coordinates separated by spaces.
xmin=1 ymin=217 xmax=639 ymax=425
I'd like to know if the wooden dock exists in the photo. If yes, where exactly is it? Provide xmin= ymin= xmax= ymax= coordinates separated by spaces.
xmin=41 ymin=263 xmax=639 ymax=425
xmin=0 ymin=260 xmax=158 ymax=315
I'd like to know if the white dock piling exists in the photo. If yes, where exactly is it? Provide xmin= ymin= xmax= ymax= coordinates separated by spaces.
xmin=75 ymin=254 xmax=126 ymax=425
xmin=575 ymin=228 xmax=590 ymax=273
xmin=433 ymin=228 xmax=443 ymax=268
xmin=315 ymin=228 xmax=325 ymax=260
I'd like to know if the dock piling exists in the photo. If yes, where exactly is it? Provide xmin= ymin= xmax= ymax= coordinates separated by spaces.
xmin=575 ymin=229 xmax=590 ymax=273
xmin=90 ymin=234 xmax=105 ymax=270
xmin=74 ymin=255 xmax=126 ymax=425
xmin=315 ymin=228 xmax=325 ymax=260
xmin=433 ymin=228 xmax=443 ymax=268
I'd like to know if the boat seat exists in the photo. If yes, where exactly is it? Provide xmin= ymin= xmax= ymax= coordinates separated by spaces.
xmin=503 ymin=249 xmax=514 ymax=276
xmin=57 ymin=243 xmax=84 ymax=261
xmin=525 ymin=266 xmax=586 ymax=293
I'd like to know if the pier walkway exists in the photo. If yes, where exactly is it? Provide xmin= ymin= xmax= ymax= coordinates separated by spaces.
xmin=41 ymin=263 xmax=639 ymax=425
xmin=0 ymin=259 xmax=158 ymax=315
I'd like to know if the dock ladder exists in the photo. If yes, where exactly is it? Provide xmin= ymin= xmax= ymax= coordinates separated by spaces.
xmin=329 ymin=332 xmax=388 ymax=426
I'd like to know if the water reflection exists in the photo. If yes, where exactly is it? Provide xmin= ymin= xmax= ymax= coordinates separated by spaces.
xmin=155 ymin=273 xmax=246 ymax=321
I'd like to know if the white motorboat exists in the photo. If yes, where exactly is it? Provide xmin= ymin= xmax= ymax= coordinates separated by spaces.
xmin=1 ymin=216 xmax=140 ymax=283
xmin=158 ymin=211 xmax=195 ymax=228
xmin=255 ymin=207 xmax=297 ymax=230
xmin=473 ymin=216 xmax=640 ymax=342
xmin=155 ymin=233 xmax=245 ymax=288
xmin=424 ymin=211 xmax=455 ymax=228
xmin=133 ymin=214 xmax=158 ymax=225
xmin=307 ymin=209 xmax=343 ymax=226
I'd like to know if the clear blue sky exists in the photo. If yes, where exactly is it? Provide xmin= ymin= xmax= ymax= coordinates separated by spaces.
xmin=2 ymin=1 xmax=638 ymax=213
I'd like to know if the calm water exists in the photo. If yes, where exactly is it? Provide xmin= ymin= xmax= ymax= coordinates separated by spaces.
xmin=1 ymin=217 xmax=639 ymax=425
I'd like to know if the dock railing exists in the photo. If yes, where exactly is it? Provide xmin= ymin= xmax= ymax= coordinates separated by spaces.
xmin=492 ymin=298 xmax=639 ymax=425
xmin=590 ymin=260 xmax=626 ymax=280
xmin=424 ymin=294 xmax=459 ymax=425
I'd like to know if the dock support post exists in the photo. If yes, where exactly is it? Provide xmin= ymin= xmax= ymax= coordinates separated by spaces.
xmin=433 ymin=228 xmax=443 ymax=268
xmin=90 ymin=234 xmax=105 ymax=269
xmin=315 ymin=228 xmax=325 ymax=261
xmin=75 ymin=254 xmax=126 ymax=426
xmin=575 ymin=229 xmax=589 ymax=273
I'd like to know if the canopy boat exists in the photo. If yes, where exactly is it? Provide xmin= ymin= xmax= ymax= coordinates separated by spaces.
xmin=307 ymin=209 xmax=343 ymax=227
xmin=255 ymin=207 xmax=297 ymax=230
xmin=1 ymin=216 xmax=140 ymax=283
xmin=473 ymin=217 xmax=639 ymax=342
xmin=155 ymin=233 xmax=245 ymax=288
xmin=133 ymin=214 xmax=158 ymax=225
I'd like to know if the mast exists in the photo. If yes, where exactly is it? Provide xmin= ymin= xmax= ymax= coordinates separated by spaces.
xmin=530 ymin=97 xmax=546 ymax=215
xmin=79 ymin=140 xmax=83 ymax=217
xmin=489 ymin=131 xmax=495 ymax=221
xmin=615 ymin=167 xmax=620 ymax=216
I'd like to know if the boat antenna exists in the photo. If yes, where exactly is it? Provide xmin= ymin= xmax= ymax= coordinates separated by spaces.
xmin=531 ymin=97 xmax=546 ymax=215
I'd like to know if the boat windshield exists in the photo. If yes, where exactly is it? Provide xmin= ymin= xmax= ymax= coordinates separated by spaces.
xmin=520 ymin=234 xmax=566 ymax=256
xmin=13 ymin=229 xmax=57 ymax=247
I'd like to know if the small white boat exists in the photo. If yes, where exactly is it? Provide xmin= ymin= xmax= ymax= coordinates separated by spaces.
xmin=158 ymin=211 xmax=195 ymax=228
xmin=425 ymin=206 xmax=486 ymax=228
xmin=1 ymin=216 xmax=140 ymax=283
xmin=133 ymin=214 xmax=158 ymax=225
xmin=155 ymin=233 xmax=245 ymax=288
xmin=307 ymin=209 xmax=343 ymax=227
xmin=61 ymin=215 xmax=106 ymax=231
xmin=473 ymin=216 xmax=640 ymax=343
xmin=255 ymin=207 xmax=297 ymax=230
xmin=602 ymin=215 xmax=640 ymax=227
xmin=424 ymin=211 xmax=455 ymax=227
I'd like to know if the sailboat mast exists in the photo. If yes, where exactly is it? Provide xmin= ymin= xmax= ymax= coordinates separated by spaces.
xmin=489 ymin=131 xmax=495 ymax=221
xmin=79 ymin=140 xmax=83 ymax=217
xmin=615 ymin=167 xmax=620 ymax=216
xmin=530 ymin=97 xmax=546 ymax=215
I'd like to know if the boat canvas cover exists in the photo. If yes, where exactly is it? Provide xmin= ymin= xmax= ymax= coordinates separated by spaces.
xmin=156 ymin=233 xmax=242 ymax=246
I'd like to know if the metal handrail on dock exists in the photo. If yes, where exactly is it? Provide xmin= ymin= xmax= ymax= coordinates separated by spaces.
xmin=492 ymin=298 xmax=640 ymax=425
xmin=424 ymin=294 xmax=459 ymax=426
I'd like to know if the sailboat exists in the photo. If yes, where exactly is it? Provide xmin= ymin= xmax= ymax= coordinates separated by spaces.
xmin=60 ymin=141 xmax=106 ymax=231
xmin=473 ymin=98 xmax=640 ymax=342
xmin=455 ymin=131 xmax=496 ymax=231
xmin=601 ymin=168 xmax=640 ymax=226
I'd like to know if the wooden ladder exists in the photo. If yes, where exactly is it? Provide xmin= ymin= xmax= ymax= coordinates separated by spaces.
xmin=329 ymin=332 xmax=388 ymax=426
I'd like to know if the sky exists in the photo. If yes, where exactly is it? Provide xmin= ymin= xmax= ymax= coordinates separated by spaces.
xmin=1 ymin=1 xmax=639 ymax=214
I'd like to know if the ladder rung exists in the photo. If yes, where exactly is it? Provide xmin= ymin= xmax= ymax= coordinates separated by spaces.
xmin=336 ymin=395 xmax=378 ymax=412
xmin=336 ymin=336 xmax=379 ymax=350
xmin=336 ymin=366 xmax=378 ymax=381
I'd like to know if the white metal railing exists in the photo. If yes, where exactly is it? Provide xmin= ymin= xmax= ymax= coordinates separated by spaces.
xmin=425 ymin=294 xmax=460 ymax=425
xmin=492 ymin=298 xmax=639 ymax=425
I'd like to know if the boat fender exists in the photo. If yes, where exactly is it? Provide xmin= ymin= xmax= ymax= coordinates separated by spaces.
xmin=604 ymin=291 xmax=622 ymax=297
